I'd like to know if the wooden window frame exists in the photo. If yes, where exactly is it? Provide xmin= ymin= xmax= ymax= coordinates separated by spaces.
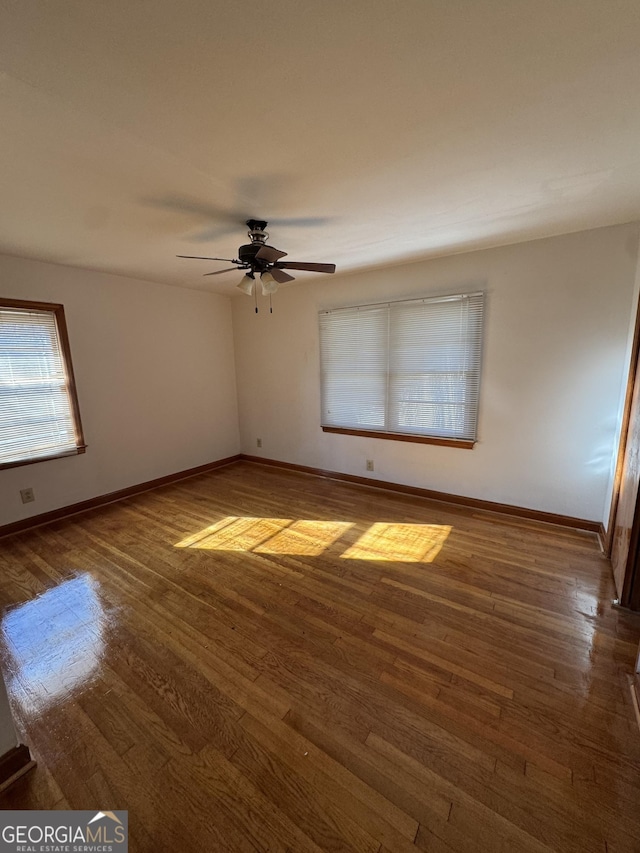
xmin=0 ymin=297 xmax=86 ymax=471
xmin=321 ymin=426 xmax=475 ymax=449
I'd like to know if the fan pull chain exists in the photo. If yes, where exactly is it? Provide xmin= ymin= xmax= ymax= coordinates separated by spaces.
xmin=254 ymin=287 xmax=258 ymax=313
xmin=270 ymin=294 xmax=273 ymax=314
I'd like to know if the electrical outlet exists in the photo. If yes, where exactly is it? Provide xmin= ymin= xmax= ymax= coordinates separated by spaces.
xmin=20 ymin=487 xmax=35 ymax=504
xmin=257 ymin=438 xmax=262 ymax=448
xmin=366 ymin=459 xmax=374 ymax=472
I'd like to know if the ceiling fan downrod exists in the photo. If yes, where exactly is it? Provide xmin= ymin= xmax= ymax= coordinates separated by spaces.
xmin=246 ymin=219 xmax=269 ymax=243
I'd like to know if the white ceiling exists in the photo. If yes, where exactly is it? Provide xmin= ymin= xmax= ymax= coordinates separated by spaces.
xmin=1 ymin=0 xmax=640 ymax=295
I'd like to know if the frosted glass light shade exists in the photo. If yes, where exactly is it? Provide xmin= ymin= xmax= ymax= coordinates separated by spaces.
xmin=261 ymin=271 xmax=279 ymax=295
xmin=236 ymin=274 xmax=255 ymax=295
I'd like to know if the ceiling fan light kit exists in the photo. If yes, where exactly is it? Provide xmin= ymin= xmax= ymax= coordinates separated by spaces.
xmin=177 ymin=219 xmax=336 ymax=312
xmin=236 ymin=272 xmax=255 ymax=295
xmin=260 ymin=271 xmax=279 ymax=295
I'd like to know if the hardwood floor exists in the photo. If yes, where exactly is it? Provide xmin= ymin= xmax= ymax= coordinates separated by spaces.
xmin=1 ymin=460 xmax=640 ymax=852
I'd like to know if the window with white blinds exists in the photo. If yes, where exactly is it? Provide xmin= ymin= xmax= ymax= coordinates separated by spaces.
xmin=319 ymin=292 xmax=484 ymax=443
xmin=0 ymin=300 xmax=85 ymax=468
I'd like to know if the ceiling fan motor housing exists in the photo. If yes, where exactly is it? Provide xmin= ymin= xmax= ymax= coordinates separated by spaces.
xmin=240 ymin=219 xmax=273 ymax=271
xmin=238 ymin=242 xmax=273 ymax=271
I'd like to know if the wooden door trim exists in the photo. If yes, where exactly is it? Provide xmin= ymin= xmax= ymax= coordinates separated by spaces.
xmin=632 ymin=646 xmax=640 ymax=736
xmin=0 ymin=744 xmax=35 ymax=793
xmin=621 ymin=511 xmax=640 ymax=606
xmin=605 ymin=289 xmax=640 ymax=556
xmin=628 ymin=539 xmax=640 ymax=609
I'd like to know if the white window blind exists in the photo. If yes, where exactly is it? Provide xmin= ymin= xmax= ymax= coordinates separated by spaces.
xmin=0 ymin=304 xmax=81 ymax=466
xmin=319 ymin=292 xmax=484 ymax=442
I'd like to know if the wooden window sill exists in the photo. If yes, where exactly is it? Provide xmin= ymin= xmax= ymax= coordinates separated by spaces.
xmin=0 ymin=445 xmax=87 ymax=472
xmin=321 ymin=426 xmax=475 ymax=449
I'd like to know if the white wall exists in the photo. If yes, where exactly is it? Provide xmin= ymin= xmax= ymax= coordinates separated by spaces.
xmin=232 ymin=223 xmax=640 ymax=524
xmin=0 ymin=254 xmax=240 ymax=526
xmin=2 ymin=224 xmax=637 ymax=529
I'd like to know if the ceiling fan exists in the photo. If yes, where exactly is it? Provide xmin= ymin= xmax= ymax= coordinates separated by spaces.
xmin=177 ymin=219 xmax=336 ymax=302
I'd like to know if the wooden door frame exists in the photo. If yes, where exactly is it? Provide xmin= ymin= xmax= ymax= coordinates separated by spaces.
xmin=606 ymin=290 xmax=640 ymax=607
xmin=606 ymin=292 xmax=640 ymax=554
xmin=621 ymin=513 xmax=640 ymax=608
xmin=629 ymin=547 xmax=640 ymax=609
xmin=633 ymin=645 xmax=640 ymax=734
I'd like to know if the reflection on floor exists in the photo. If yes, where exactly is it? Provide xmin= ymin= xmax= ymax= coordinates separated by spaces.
xmin=2 ymin=575 xmax=106 ymax=715
xmin=1 ymin=460 xmax=640 ymax=853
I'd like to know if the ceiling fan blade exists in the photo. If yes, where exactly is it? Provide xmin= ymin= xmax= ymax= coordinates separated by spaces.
xmin=267 ymin=216 xmax=333 ymax=228
xmin=176 ymin=255 xmax=237 ymax=262
xmin=190 ymin=224 xmax=244 ymax=243
xmin=203 ymin=267 xmax=239 ymax=276
xmin=255 ymin=245 xmax=288 ymax=263
xmin=270 ymin=268 xmax=295 ymax=284
xmin=274 ymin=262 xmax=336 ymax=274
xmin=150 ymin=195 xmax=242 ymax=224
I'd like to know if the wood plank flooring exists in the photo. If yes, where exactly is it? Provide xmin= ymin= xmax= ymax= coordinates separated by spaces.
xmin=1 ymin=460 xmax=640 ymax=852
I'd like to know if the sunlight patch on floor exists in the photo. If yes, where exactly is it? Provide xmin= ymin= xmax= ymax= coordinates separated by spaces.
xmin=175 ymin=516 xmax=451 ymax=562
xmin=341 ymin=523 xmax=451 ymax=562
xmin=175 ymin=516 xmax=352 ymax=556
xmin=255 ymin=520 xmax=353 ymax=556
xmin=175 ymin=516 xmax=291 ymax=550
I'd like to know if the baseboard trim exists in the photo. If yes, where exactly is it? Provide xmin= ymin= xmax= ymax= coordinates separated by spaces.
xmin=597 ymin=523 xmax=607 ymax=553
xmin=0 ymin=744 xmax=35 ymax=793
xmin=1 ymin=451 xmax=601 ymax=539
xmin=0 ymin=455 xmax=242 ymax=539
xmin=240 ymin=454 xmax=600 ymax=533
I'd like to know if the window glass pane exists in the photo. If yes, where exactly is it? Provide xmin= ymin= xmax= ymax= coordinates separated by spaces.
xmin=319 ymin=293 xmax=483 ymax=441
xmin=319 ymin=306 xmax=388 ymax=430
xmin=0 ymin=304 xmax=81 ymax=466
xmin=388 ymin=295 xmax=483 ymax=440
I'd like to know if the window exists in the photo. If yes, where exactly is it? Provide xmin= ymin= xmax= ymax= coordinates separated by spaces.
xmin=0 ymin=299 xmax=86 ymax=469
xmin=319 ymin=292 xmax=484 ymax=447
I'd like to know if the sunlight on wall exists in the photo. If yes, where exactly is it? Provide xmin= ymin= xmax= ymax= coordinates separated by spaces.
xmin=1 ymin=574 xmax=105 ymax=714
xmin=175 ymin=516 xmax=451 ymax=562
xmin=341 ymin=523 xmax=451 ymax=562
